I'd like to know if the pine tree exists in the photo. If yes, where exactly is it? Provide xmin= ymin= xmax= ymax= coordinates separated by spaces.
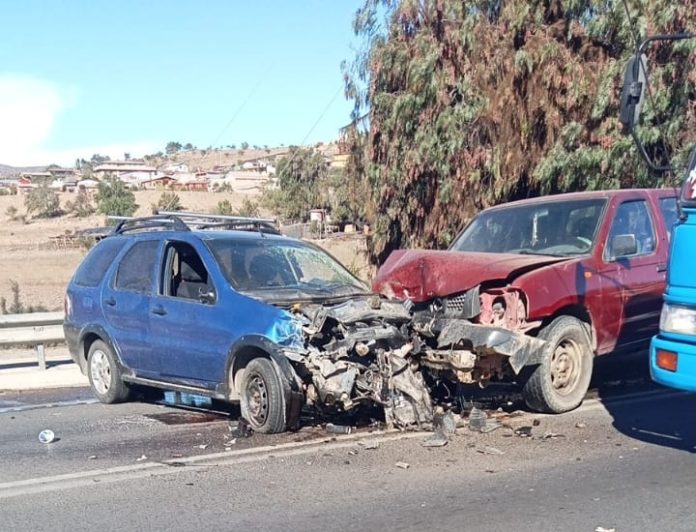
xmin=344 ymin=0 xmax=696 ymax=264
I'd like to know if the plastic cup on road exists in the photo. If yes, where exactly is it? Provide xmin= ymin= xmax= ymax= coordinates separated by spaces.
xmin=38 ymin=429 xmax=56 ymax=444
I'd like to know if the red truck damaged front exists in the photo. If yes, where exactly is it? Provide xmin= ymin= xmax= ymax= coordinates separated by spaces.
xmin=374 ymin=190 xmax=674 ymax=413
xmin=374 ymin=248 xmax=560 ymax=383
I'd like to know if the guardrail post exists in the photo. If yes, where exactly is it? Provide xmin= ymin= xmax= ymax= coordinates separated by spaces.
xmin=36 ymin=344 xmax=46 ymax=371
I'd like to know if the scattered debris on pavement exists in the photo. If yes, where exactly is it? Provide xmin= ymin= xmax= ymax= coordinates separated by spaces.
xmin=514 ymin=426 xmax=533 ymax=438
xmin=476 ymin=446 xmax=505 ymax=455
xmin=232 ymin=419 xmax=253 ymax=438
xmin=467 ymin=406 xmax=503 ymax=433
xmin=421 ymin=431 xmax=448 ymax=448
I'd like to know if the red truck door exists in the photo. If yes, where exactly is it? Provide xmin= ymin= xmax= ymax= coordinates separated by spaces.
xmin=604 ymin=197 xmax=667 ymax=351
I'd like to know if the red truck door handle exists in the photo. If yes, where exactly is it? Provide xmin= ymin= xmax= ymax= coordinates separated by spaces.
xmin=657 ymin=263 xmax=667 ymax=273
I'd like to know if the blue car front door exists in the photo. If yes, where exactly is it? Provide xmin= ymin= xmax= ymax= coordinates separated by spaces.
xmin=149 ymin=240 xmax=232 ymax=388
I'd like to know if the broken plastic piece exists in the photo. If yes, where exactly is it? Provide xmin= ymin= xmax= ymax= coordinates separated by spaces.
xmin=468 ymin=407 xmax=487 ymax=431
xmin=434 ymin=412 xmax=457 ymax=434
xmin=514 ymin=426 xmax=533 ymax=437
xmin=422 ymin=431 xmax=448 ymax=448
xmin=326 ymin=423 xmax=352 ymax=434
xmin=232 ymin=419 xmax=253 ymax=438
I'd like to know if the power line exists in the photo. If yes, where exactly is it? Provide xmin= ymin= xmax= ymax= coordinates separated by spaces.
xmin=280 ymin=85 xmax=345 ymax=171
xmin=202 ymin=63 xmax=274 ymax=162
xmin=297 ymin=85 xmax=344 ymax=147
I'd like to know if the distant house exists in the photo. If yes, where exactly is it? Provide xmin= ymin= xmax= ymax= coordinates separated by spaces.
xmin=330 ymin=154 xmax=349 ymax=169
xmin=164 ymin=163 xmax=189 ymax=173
xmin=49 ymin=178 xmax=65 ymax=190
xmin=172 ymin=175 xmax=208 ymax=192
xmin=17 ymin=176 xmax=35 ymax=193
xmin=48 ymin=167 xmax=79 ymax=179
xmin=94 ymin=161 xmax=157 ymax=180
xmin=141 ymin=175 xmax=176 ymax=190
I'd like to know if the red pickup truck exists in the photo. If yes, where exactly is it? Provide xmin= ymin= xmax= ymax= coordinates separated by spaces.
xmin=374 ymin=189 xmax=678 ymax=413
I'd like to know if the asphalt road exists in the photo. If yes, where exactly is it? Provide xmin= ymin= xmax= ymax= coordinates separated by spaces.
xmin=1 ymin=368 xmax=696 ymax=531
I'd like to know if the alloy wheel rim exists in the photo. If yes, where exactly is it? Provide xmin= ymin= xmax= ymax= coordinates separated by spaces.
xmin=90 ymin=350 xmax=112 ymax=395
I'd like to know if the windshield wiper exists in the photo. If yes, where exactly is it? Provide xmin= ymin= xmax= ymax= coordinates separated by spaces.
xmin=514 ymin=249 xmax=558 ymax=256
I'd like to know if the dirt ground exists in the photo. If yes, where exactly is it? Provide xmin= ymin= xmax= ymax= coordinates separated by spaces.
xmin=0 ymin=191 xmax=371 ymax=311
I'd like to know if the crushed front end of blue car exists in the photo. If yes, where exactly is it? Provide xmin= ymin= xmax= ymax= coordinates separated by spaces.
xmin=263 ymin=295 xmax=434 ymax=428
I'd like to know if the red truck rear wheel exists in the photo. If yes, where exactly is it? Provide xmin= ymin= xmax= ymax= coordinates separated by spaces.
xmin=521 ymin=316 xmax=593 ymax=413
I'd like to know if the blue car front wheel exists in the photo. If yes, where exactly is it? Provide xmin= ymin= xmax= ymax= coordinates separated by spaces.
xmin=240 ymin=358 xmax=290 ymax=434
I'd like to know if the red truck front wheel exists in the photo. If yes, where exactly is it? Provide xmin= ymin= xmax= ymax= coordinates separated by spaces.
xmin=521 ymin=316 xmax=593 ymax=413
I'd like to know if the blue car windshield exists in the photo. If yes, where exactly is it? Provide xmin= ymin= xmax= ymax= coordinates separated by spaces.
xmin=451 ymin=198 xmax=606 ymax=257
xmin=207 ymin=238 xmax=368 ymax=298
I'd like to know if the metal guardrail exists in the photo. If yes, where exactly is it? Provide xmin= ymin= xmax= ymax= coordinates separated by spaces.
xmin=0 ymin=312 xmax=65 ymax=370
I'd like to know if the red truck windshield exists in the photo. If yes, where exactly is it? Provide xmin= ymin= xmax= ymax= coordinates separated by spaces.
xmin=451 ymin=199 xmax=607 ymax=257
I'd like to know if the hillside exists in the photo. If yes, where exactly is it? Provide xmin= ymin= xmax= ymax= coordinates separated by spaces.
xmin=0 ymin=142 xmax=341 ymax=177
xmin=145 ymin=143 xmax=340 ymax=172
xmin=0 ymin=164 xmax=46 ymax=178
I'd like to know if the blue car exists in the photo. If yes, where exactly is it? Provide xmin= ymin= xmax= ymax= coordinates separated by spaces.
xmin=64 ymin=213 xmax=432 ymax=433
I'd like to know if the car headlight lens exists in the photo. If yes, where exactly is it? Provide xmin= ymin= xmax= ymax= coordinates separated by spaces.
xmin=660 ymin=304 xmax=696 ymax=335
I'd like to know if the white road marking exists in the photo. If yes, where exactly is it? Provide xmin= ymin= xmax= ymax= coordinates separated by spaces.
xmin=0 ymin=386 xmax=690 ymax=499
xmin=0 ymin=431 xmax=428 ymax=499
xmin=0 ymin=398 xmax=98 ymax=414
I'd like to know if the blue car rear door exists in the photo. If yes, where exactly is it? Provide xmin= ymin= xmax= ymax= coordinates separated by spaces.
xmin=101 ymin=238 xmax=161 ymax=374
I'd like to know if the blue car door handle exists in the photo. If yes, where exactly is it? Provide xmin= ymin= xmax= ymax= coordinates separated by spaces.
xmin=152 ymin=306 xmax=167 ymax=316
xmin=104 ymin=297 xmax=116 ymax=306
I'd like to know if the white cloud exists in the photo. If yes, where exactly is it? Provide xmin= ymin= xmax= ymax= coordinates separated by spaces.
xmin=0 ymin=75 xmax=69 ymax=165
xmin=0 ymin=75 xmax=159 ymax=167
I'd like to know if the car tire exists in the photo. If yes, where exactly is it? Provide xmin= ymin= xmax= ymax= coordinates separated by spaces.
xmin=521 ymin=316 xmax=593 ymax=414
xmin=87 ymin=340 xmax=131 ymax=404
xmin=239 ymin=358 xmax=289 ymax=434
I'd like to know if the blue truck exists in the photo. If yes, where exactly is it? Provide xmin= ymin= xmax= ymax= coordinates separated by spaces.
xmin=650 ymin=173 xmax=696 ymax=390
xmin=619 ymin=33 xmax=696 ymax=391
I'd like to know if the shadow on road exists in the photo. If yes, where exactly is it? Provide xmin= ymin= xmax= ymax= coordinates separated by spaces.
xmin=594 ymin=352 xmax=696 ymax=453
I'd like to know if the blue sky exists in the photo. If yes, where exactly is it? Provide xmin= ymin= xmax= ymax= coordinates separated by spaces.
xmin=0 ymin=0 xmax=363 ymax=166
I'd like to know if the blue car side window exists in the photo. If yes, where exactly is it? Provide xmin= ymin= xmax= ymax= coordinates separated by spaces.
xmin=114 ymin=240 xmax=159 ymax=294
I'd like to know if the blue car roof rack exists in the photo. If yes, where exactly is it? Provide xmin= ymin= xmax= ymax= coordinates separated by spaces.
xmin=108 ymin=212 xmax=281 ymax=236
xmin=157 ymin=211 xmax=281 ymax=235
xmin=110 ymin=215 xmax=191 ymax=235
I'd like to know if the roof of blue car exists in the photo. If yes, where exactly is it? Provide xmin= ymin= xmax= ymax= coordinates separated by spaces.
xmin=118 ymin=228 xmax=299 ymax=243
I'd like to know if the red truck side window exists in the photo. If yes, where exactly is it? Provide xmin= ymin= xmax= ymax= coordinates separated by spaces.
xmin=606 ymin=200 xmax=656 ymax=257
xmin=659 ymin=197 xmax=678 ymax=239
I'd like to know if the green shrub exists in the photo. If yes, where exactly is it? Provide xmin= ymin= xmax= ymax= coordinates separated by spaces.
xmin=96 ymin=177 xmax=138 ymax=217
xmin=24 ymin=186 xmax=61 ymax=218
